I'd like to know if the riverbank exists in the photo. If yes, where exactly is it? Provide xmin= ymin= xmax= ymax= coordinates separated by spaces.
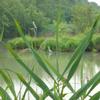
xmin=7 ymin=34 xmax=100 ymax=52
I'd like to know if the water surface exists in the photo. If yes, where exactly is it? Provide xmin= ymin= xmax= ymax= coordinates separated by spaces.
xmin=0 ymin=45 xmax=100 ymax=100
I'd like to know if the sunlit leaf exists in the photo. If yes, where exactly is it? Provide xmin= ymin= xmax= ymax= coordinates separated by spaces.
xmin=61 ymin=16 xmax=100 ymax=81
xmin=0 ymin=86 xmax=11 ymax=100
xmin=90 ymin=91 xmax=100 ymax=100
xmin=69 ymin=71 xmax=100 ymax=100
xmin=14 ymin=19 xmax=56 ymax=81
xmin=7 ymin=45 xmax=55 ymax=99
xmin=0 ymin=70 xmax=17 ymax=99
xmin=17 ymin=73 xmax=39 ymax=100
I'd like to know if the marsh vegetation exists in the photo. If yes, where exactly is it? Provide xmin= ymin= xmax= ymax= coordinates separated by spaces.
xmin=0 ymin=0 xmax=100 ymax=100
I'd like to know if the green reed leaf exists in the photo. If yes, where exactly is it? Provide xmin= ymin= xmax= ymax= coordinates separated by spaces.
xmin=17 ymin=73 xmax=39 ymax=100
xmin=14 ymin=19 xmax=55 ymax=81
xmin=69 ymin=71 xmax=100 ymax=100
xmin=62 ymin=16 xmax=100 ymax=81
xmin=85 ymin=74 xmax=100 ymax=98
xmin=0 ymin=70 xmax=17 ymax=99
xmin=7 ymin=45 xmax=55 ymax=99
xmin=0 ymin=86 xmax=11 ymax=100
xmin=13 ymin=19 xmax=75 ymax=94
xmin=90 ymin=91 xmax=100 ymax=100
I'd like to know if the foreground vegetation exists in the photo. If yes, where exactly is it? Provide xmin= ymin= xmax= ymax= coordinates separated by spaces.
xmin=8 ymin=34 xmax=100 ymax=52
xmin=0 ymin=15 xmax=100 ymax=100
xmin=0 ymin=0 xmax=100 ymax=99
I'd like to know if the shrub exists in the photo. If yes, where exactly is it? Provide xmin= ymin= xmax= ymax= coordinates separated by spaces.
xmin=7 ymin=35 xmax=45 ymax=49
xmin=75 ymin=34 xmax=93 ymax=52
xmin=7 ymin=37 xmax=27 ymax=49
xmin=7 ymin=34 xmax=100 ymax=52
xmin=64 ymin=38 xmax=79 ymax=51
xmin=32 ymin=37 xmax=45 ymax=49
xmin=40 ymin=37 xmax=57 ymax=51
xmin=92 ymin=34 xmax=100 ymax=51
xmin=40 ymin=35 xmax=81 ymax=52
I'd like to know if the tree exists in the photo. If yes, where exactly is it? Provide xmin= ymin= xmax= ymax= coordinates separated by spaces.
xmin=71 ymin=3 xmax=95 ymax=33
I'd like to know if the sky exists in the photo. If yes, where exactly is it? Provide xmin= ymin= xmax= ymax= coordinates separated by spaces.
xmin=88 ymin=0 xmax=100 ymax=5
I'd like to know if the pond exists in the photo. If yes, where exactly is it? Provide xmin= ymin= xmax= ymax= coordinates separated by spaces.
xmin=0 ymin=44 xmax=100 ymax=100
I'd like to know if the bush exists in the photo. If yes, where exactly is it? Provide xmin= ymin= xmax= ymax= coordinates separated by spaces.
xmin=32 ymin=37 xmax=45 ymax=49
xmin=7 ymin=37 xmax=27 ymax=49
xmin=7 ymin=35 xmax=45 ymax=49
xmin=7 ymin=34 xmax=100 ymax=52
xmin=63 ymin=37 xmax=80 ymax=52
xmin=40 ymin=35 xmax=81 ymax=52
xmin=40 ymin=37 xmax=57 ymax=51
xmin=74 ymin=34 xmax=94 ymax=52
xmin=92 ymin=34 xmax=100 ymax=51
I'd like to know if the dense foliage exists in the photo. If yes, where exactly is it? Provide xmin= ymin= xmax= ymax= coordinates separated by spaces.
xmin=8 ymin=34 xmax=100 ymax=52
xmin=0 ymin=0 xmax=100 ymax=38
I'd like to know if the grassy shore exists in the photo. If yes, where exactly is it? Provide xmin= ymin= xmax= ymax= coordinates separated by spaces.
xmin=7 ymin=34 xmax=100 ymax=52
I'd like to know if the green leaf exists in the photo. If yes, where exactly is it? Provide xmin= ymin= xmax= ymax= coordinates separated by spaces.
xmin=0 ymin=86 xmax=11 ymax=100
xmin=61 ymin=16 xmax=99 ymax=81
xmin=14 ymin=19 xmax=55 ymax=81
xmin=40 ymin=56 xmax=75 ymax=93
xmin=90 ymin=91 xmax=100 ymax=100
xmin=17 ymin=73 xmax=39 ymax=100
xmin=85 ymin=74 xmax=100 ymax=98
xmin=7 ymin=45 xmax=55 ymax=99
xmin=14 ymin=19 xmax=76 ymax=94
xmin=13 ymin=19 xmax=75 ymax=93
xmin=53 ymin=82 xmax=61 ymax=100
xmin=69 ymin=71 xmax=100 ymax=100
xmin=21 ymin=67 xmax=34 ymax=100
xmin=0 ymin=70 xmax=17 ymax=99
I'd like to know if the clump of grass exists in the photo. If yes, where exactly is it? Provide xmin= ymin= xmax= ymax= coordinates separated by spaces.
xmin=7 ymin=34 xmax=100 ymax=52
xmin=40 ymin=37 xmax=57 ymax=51
xmin=40 ymin=35 xmax=83 ymax=52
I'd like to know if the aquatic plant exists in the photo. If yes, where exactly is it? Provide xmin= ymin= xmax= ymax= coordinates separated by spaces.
xmin=0 ymin=16 xmax=100 ymax=100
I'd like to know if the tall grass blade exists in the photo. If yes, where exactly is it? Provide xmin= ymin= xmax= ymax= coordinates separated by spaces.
xmin=0 ymin=70 xmax=17 ymax=99
xmin=17 ymin=73 xmax=39 ymax=100
xmin=85 ymin=75 xmax=100 ymax=98
xmin=42 ymin=58 xmax=75 ymax=93
xmin=69 ymin=71 xmax=100 ymax=100
xmin=61 ymin=16 xmax=99 ymax=81
xmin=14 ymin=19 xmax=55 ymax=81
xmin=90 ymin=91 xmax=100 ymax=100
xmin=53 ymin=82 xmax=61 ymax=100
xmin=0 ymin=86 xmax=11 ymax=100
xmin=13 ymin=19 xmax=75 ymax=93
xmin=22 ymin=67 xmax=34 ymax=100
xmin=13 ymin=18 xmax=76 ymax=93
xmin=7 ymin=45 xmax=55 ymax=99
